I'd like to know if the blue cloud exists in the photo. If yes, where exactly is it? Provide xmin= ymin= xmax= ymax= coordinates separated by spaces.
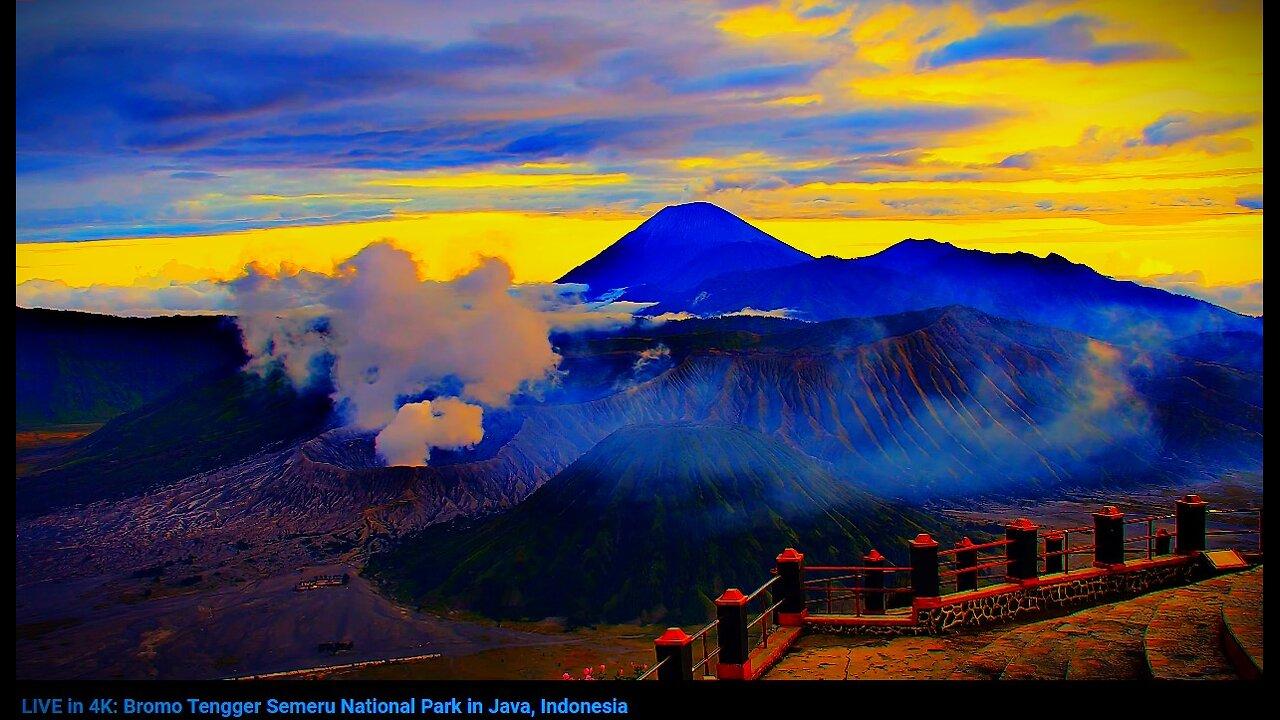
xmin=920 ymin=15 xmax=1178 ymax=68
xmin=1236 ymin=195 xmax=1263 ymax=210
xmin=671 ymin=63 xmax=825 ymax=94
xmin=1141 ymin=111 xmax=1257 ymax=146
xmin=997 ymin=152 xmax=1036 ymax=169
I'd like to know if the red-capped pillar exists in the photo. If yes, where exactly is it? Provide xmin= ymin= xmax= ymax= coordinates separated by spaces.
xmin=1175 ymin=494 xmax=1207 ymax=555
xmin=653 ymin=627 xmax=694 ymax=681
xmin=1093 ymin=506 xmax=1126 ymax=567
xmin=862 ymin=549 xmax=886 ymax=615
xmin=909 ymin=534 xmax=940 ymax=600
xmin=955 ymin=537 xmax=978 ymax=592
xmin=1006 ymin=518 xmax=1039 ymax=581
xmin=714 ymin=589 xmax=751 ymax=680
xmin=775 ymin=548 xmax=808 ymax=626
xmin=1155 ymin=527 xmax=1173 ymax=556
xmin=1044 ymin=531 xmax=1065 ymax=574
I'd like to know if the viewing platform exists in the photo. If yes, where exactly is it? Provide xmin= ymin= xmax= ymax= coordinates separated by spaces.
xmin=639 ymin=495 xmax=1263 ymax=681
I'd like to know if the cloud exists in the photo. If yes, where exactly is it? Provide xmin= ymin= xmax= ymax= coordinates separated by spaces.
xmin=1236 ymin=194 xmax=1263 ymax=210
xmin=920 ymin=15 xmax=1179 ymax=69
xmin=375 ymin=397 xmax=486 ymax=467
xmin=723 ymin=306 xmax=797 ymax=318
xmin=1140 ymin=111 xmax=1257 ymax=146
xmin=15 ymin=278 xmax=234 ymax=316
xmin=1128 ymin=271 xmax=1263 ymax=316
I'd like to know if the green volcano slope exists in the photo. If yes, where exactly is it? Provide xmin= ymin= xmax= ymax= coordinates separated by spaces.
xmin=368 ymin=423 xmax=951 ymax=625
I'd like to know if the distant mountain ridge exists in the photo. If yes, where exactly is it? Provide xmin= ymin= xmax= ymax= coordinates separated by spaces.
xmin=557 ymin=201 xmax=811 ymax=295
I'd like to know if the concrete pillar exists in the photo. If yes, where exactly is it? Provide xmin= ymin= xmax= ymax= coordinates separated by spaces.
xmin=955 ymin=537 xmax=978 ymax=592
xmin=775 ymin=548 xmax=807 ymax=626
xmin=1175 ymin=495 xmax=1207 ymax=555
xmin=862 ymin=549 xmax=886 ymax=615
xmin=910 ymin=534 xmax=940 ymax=600
xmin=1044 ymin=531 xmax=1064 ymax=574
xmin=1093 ymin=506 xmax=1126 ymax=567
xmin=714 ymin=589 xmax=751 ymax=680
xmin=1006 ymin=518 xmax=1040 ymax=581
xmin=653 ymin=628 xmax=694 ymax=681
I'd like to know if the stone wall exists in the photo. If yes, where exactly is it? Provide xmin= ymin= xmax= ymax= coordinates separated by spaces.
xmin=807 ymin=561 xmax=1201 ymax=638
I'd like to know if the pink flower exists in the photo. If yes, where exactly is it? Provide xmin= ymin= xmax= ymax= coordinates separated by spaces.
xmin=561 ymin=673 xmax=572 ymax=680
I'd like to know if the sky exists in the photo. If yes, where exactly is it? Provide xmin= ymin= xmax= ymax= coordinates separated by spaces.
xmin=15 ymin=0 xmax=1263 ymax=315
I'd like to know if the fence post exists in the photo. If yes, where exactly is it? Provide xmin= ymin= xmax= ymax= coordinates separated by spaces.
xmin=714 ymin=589 xmax=751 ymax=680
xmin=1155 ymin=528 xmax=1172 ymax=556
xmin=909 ymin=534 xmax=939 ymax=601
xmin=863 ymin=549 xmax=886 ymax=615
xmin=653 ymin=628 xmax=694 ymax=681
xmin=775 ymin=548 xmax=808 ymax=626
xmin=955 ymin=537 xmax=978 ymax=592
xmin=1175 ymin=495 xmax=1207 ymax=555
xmin=1006 ymin=518 xmax=1039 ymax=581
xmin=1044 ymin=531 xmax=1064 ymax=574
xmin=1093 ymin=506 xmax=1125 ymax=567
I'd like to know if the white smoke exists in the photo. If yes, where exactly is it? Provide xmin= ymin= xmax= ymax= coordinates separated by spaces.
xmin=375 ymin=398 xmax=485 ymax=466
xmin=231 ymin=240 xmax=633 ymax=466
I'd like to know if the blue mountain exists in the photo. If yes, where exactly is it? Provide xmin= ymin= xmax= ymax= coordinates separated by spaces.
xmin=557 ymin=201 xmax=811 ymax=296
xmin=643 ymin=237 xmax=1261 ymax=349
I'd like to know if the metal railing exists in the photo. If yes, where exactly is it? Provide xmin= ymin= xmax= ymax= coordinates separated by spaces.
xmin=636 ymin=656 xmax=668 ymax=681
xmin=689 ymin=620 xmax=719 ymax=679
xmin=803 ymin=564 xmax=913 ymax=615
xmin=744 ymin=575 xmax=783 ymax=651
xmin=1207 ymin=508 xmax=1263 ymax=552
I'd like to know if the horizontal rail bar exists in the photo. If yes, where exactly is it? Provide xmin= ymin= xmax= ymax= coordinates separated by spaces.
xmin=691 ymin=647 xmax=719 ymax=672
xmin=1123 ymin=514 xmax=1175 ymax=524
xmin=743 ymin=575 xmax=781 ymax=603
xmin=1206 ymin=529 xmax=1260 ymax=536
xmin=937 ymin=538 xmax=1013 ymax=556
xmin=636 ymin=657 xmax=668 ymax=681
xmin=806 ymin=565 xmax=909 ymax=572
xmin=748 ymin=599 xmax=786 ymax=630
xmin=1207 ymin=508 xmax=1262 ymax=514
xmin=689 ymin=619 xmax=718 ymax=643
xmin=940 ymin=559 xmax=1012 ymax=577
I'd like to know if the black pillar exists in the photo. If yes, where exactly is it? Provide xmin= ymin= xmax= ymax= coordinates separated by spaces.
xmin=775 ymin=548 xmax=807 ymax=626
xmin=1094 ymin=506 xmax=1126 ymax=566
xmin=714 ymin=589 xmax=750 ymax=680
xmin=1155 ymin=528 xmax=1172 ymax=556
xmin=955 ymin=537 xmax=978 ymax=592
xmin=909 ymin=533 xmax=940 ymax=600
xmin=1175 ymin=495 xmax=1207 ymax=555
xmin=1006 ymin=518 xmax=1039 ymax=580
xmin=1044 ymin=531 xmax=1064 ymax=574
xmin=653 ymin=628 xmax=693 ymax=681
xmin=863 ymin=549 xmax=886 ymax=615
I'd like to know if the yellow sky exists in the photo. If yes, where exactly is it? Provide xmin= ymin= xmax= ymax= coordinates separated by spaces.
xmin=14 ymin=0 xmax=1264 ymax=299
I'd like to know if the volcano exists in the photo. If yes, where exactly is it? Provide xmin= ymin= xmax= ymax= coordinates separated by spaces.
xmin=557 ymin=201 xmax=811 ymax=298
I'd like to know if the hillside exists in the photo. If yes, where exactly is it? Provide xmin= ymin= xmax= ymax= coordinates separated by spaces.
xmin=367 ymin=423 xmax=949 ymax=625
xmin=16 ymin=307 xmax=246 ymax=428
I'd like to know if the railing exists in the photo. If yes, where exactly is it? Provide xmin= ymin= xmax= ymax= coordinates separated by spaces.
xmin=1120 ymin=513 xmax=1176 ymax=560
xmin=744 ymin=574 xmax=784 ymax=651
xmin=644 ymin=493 xmax=1261 ymax=681
xmin=689 ymin=620 xmax=720 ymax=679
xmin=636 ymin=656 xmax=668 ymax=681
xmin=1207 ymin=508 xmax=1263 ymax=553
xmin=803 ymin=564 xmax=913 ymax=616
xmin=937 ymin=537 xmax=1014 ymax=593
